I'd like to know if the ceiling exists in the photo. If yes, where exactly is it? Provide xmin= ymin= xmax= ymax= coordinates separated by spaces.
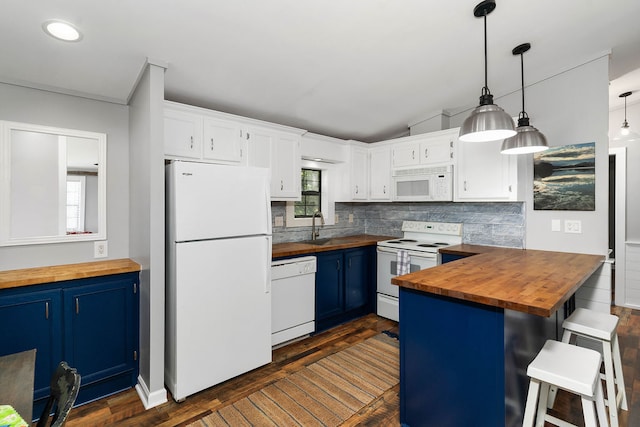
xmin=2 ymin=1 xmax=640 ymax=142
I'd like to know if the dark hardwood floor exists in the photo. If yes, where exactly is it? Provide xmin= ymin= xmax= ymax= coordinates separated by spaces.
xmin=60 ymin=307 xmax=640 ymax=427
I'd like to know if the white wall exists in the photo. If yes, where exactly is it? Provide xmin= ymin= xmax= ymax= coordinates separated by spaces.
xmin=0 ymin=83 xmax=129 ymax=269
xmin=128 ymin=62 xmax=167 ymax=408
xmin=449 ymin=56 xmax=610 ymax=256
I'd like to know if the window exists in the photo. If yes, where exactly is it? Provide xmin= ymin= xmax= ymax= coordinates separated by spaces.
xmin=66 ymin=176 xmax=86 ymax=233
xmin=294 ymin=169 xmax=321 ymax=218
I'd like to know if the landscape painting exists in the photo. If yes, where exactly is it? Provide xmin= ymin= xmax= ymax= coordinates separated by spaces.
xmin=533 ymin=142 xmax=595 ymax=211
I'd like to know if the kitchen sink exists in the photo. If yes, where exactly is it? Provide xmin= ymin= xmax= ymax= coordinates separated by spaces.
xmin=300 ymin=238 xmax=333 ymax=245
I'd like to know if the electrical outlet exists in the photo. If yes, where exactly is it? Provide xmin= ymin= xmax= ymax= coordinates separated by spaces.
xmin=348 ymin=214 xmax=354 ymax=223
xmin=94 ymin=240 xmax=108 ymax=258
xmin=564 ymin=220 xmax=582 ymax=234
xmin=274 ymin=216 xmax=284 ymax=227
xmin=335 ymin=214 xmax=339 ymax=223
xmin=551 ymin=219 xmax=561 ymax=232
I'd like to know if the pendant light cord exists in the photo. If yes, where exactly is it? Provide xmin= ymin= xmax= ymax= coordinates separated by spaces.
xmin=479 ymin=10 xmax=493 ymax=105
xmin=519 ymin=52 xmax=527 ymax=119
xmin=484 ymin=13 xmax=488 ymax=93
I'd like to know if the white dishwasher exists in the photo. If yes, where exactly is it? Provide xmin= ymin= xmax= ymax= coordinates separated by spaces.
xmin=271 ymin=256 xmax=316 ymax=347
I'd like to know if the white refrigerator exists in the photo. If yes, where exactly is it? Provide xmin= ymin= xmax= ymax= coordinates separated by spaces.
xmin=165 ymin=160 xmax=272 ymax=401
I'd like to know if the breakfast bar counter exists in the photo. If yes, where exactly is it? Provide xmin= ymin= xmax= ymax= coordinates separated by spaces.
xmin=391 ymin=245 xmax=604 ymax=427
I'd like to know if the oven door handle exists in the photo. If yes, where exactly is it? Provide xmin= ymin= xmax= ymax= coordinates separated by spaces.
xmin=377 ymin=246 xmax=438 ymax=260
xmin=377 ymin=247 xmax=399 ymax=255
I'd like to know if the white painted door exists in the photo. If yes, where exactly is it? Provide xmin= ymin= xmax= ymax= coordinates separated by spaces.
xmin=164 ymin=109 xmax=202 ymax=159
xmin=202 ymin=117 xmax=243 ymax=164
xmin=171 ymin=235 xmax=272 ymax=400
xmin=369 ymin=147 xmax=391 ymax=200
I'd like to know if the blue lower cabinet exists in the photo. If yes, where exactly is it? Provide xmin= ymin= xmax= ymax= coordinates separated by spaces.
xmin=440 ymin=252 xmax=467 ymax=264
xmin=0 ymin=272 xmax=139 ymax=421
xmin=0 ymin=289 xmax=63 ymax=407
xmin=315 ymin=246 xmax=375 ymax=332
xmin=63 ymin=274 xmax=139 ymax=406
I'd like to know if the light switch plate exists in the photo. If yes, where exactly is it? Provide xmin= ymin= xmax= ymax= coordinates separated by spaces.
xmin=94 ymin=240 xmax=108 ymax=258
xmin=564 ymin=220 xmax=582 ymax=234
xmin=349 ymin=214 xmax=354 ymax=223
xmin=551 ymin=219 xmax=561 ymax=232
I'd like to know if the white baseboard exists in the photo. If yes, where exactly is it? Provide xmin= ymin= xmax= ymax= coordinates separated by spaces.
xmin=135 ymin=375 xmax=168 ymax=409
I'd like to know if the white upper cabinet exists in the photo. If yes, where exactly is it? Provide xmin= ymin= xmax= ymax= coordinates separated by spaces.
xmin=164 ymin=108 xmax=203 ymax=159
xmin=392 ymin=142 xmax=420 ymax=168
xmin=419 ymin=130 xmax=456 ymax=165
xmin=369 ymin=146 xmax=391 ymax=201
xmin=391 ymin=128 xmax=455 ymax=169
xmin=164 ymin=102 xmax=244 ymax=165
xmin=246 ymin=125 xmax=302 ymax=201
xmin=202 ymin=117 xmax=244 ymax=163
xmin=350 ymin=146 xmax=369 ymax=201
xmin=271 ymin=132 xmax=301 ymax=200
xmin=454 ymin=138 xmax=518 ymax=201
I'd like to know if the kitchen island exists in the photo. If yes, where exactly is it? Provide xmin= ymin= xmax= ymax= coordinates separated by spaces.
xmin=391 ymin=245 xmax=604 ymax=427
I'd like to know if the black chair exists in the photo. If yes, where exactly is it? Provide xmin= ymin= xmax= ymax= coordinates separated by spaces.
xmin=36 ymin=361 xmax=81 ymax=427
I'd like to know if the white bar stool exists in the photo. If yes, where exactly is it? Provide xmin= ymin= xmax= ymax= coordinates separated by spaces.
xmin=523 ymin=340 xmax=608 ymax=427
xmin=553 ymin=308 xmax=627 ymax=427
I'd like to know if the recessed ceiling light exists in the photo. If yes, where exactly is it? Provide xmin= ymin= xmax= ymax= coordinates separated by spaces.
xmin=42 ymin=20 xmax=82 ymax=42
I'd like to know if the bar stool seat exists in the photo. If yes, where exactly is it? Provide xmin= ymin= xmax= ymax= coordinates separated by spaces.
xmin=561 ymin=308 xmax=627 ymax=427
xmin=523 ymin=340 xmax=608 ymax=427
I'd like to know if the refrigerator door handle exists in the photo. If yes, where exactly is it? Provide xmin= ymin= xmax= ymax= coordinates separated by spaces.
xmin=265 ymin=236 xmax=272 ymax=294
xmin=265 ymin=184 xmax=272 ymax=234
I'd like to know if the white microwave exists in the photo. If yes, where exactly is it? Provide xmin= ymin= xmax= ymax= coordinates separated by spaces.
xmin=392 ymin=165 xmax=453 ymax=201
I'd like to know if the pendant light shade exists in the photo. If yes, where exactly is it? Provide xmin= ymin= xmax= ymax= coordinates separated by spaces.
xmin=459 ymin=0 xmax=516 ymax=143
xmin=501 ymin=43 xmax=549 ymax=154
xmin=612 ymin=91 xmax=640 ymax=142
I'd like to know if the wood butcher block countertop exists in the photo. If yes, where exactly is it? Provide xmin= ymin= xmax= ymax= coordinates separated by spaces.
xmin=392 ymin=244 xmax=605 ymax=317
xmin=273 ymin=234 xmax=393 ymax=258
xmin=0 ymin=258 xmax=141 ymax=290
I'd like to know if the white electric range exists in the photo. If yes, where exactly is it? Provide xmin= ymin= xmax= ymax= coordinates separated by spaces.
xmin=376 ymin=221 xmax=463 ymax=321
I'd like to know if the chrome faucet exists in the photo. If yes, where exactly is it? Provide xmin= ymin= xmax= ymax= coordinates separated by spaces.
xmin=311 ymin=210 xmax=325 ymax=240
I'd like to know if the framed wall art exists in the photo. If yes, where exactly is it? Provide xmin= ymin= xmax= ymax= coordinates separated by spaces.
xmin=533 ymin=142 xmax=595 ymax=211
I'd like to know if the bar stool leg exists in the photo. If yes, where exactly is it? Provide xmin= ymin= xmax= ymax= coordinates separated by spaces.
xmin=535 ymin=383 xmax=550 ymax=427
xmin=580 ymin=395 xmax=599 ymax=427
xmin=603 ymin=340 xmax=619 ymax=427
xmin=594 ymin=378 xmax=609 ymax=427
xmin=546 ymin=329 xmax=573 ymax=409
xmin=523 ymin=379 xmax=541 ymax=427
xmin=612 ymin=333 xmax=628 ymax=411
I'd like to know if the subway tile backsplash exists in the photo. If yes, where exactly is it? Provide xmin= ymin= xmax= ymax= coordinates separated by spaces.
xmin=272 ymin=202 xmax=525 ymax=249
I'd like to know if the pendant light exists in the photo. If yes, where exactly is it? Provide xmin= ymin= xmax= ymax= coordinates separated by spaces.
xmin=501 ymin=43 xmax=549 ymax=154
xmin=612 ymin=91 xmax=640 ymax=142
xmin=459 ymin=0 xmax=516 ymax=143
